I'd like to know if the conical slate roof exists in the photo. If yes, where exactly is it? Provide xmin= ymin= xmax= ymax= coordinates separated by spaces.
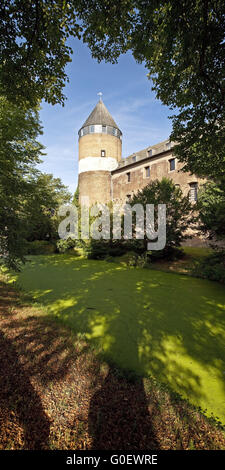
xmin=81 ymin=99 xmax=120 ymax=129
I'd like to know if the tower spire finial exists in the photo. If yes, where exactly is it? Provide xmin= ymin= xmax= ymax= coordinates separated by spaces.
xmin=97 ymin=91 xmax=103 ymax=101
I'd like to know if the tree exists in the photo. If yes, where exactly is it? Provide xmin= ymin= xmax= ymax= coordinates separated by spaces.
xmin=0 ymin=95 xmax=71 ymax=268
xmin=1 ymin=1 xmax=224 ymax=177
xmin=129 ymin=177 xmax=193 ymax=257
xmin=0 ymin=0 xmax=82 ymax=108
xmin=76 ymin=0 xmax=225 ymax=179
xmin=197 ymin=179 xmax=225 ymax=240
xmin=86 ymin=178 xmax=193 ymax=260
xmin=72 ymin=186 xmax=79 ymax=207
xmin=23 ymin=172 xmax=71 ymax=242
xmin=0 ymin=96 xmax=44 ymax=269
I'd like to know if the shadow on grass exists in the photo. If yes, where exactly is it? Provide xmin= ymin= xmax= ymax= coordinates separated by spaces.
xmin=0 ymin=330 xmax=50 ymax=449
xmin=0 ymin=281 xmax=87 ymax=449
xmin=88 ymin=367 xmax=159 ymax=450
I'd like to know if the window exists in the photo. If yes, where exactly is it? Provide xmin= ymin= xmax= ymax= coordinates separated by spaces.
xmin=169 ymin=158 xmax=176 ymax=171
xmin=101 ymin=150 xmax=106 ymax=157
xmin=112 ymin=128 xmax=117 ymax=136
xmin=80 ymin=129 xmax=83 ymax=137
xmin=102 ymin=125 xmax=106 ymax=133
xmin=127 ymin=172 xmax=131 ymax=182
xmin=189 ymin=182 xmax=198 ymax=202
xmin=148 ymin=149 xmax=152 ymax=157
xmin=126 ymin=194 xmax=131 ymax=202
xmin=90 ymin=125 xmax=94 ymax=133
xmin=145 ymin=166 xmax=150 ymax=178
xmin=166 ymin=142 xmax=171 ymax=150
xmin=132 ymin=155 xmax=136 ymax=162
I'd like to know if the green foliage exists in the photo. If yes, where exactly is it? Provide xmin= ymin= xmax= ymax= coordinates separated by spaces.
xmin=0 ymin=96 xmax=44 ymax=269
xmin=129 ymin=177 xmax=193 ymax=258
xmin=77 ymin=0 xmax=225 ymax=179
xmin=23 ymin=172 xmax=71 ymax=242
xmin=1 ymin=1 xmax=224 ymax=177
xmin=0 ymin=96 xmax=71 ymax=268
xmin=72 ymin=186 xmax=79 ymax=207
xmin=85 ymin=178 xmax=192 ymax=261
xmin=197 ymin=180 xmax=225 ymax=240
xmin=0 ymin=1 xmax=82 ymax=108
xmin=191 ymin=250 xmax=225 ymax=283
xmin=56 ymin=238 xmax=77 ymax=254
xmin=25 ymin=240 xmax=55 ymax=255
xmin=85 ymin=239 xmax=126 ymax=260
xmin=118 ymin=251 xmax=149 ymax=267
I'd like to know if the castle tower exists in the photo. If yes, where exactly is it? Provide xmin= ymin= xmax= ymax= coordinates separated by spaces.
xmin=78 ymin=95 xmax=122 ymax=206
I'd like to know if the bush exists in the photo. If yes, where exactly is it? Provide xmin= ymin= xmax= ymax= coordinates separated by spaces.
xmin=118 ymin=252 xmax=150 ymax=268
xmin=129 ymin=178 xmax=193 ymax=258
xmin=85 ymin=239 xmax=127 ymax=260
xmin=85 ymin=178 xmax=192 ymax=263
xmin=147 ymin=246 xmax=185 ymax=262
xmin=25 ymin=240 xmax=55 ymax=255
xmin=56 ymin=238 xmax=77 ymax=253
xmin=197 ymin=180 xmax=225 ymax=240
xmin=191 ymin=250 xmax=225 ymax=283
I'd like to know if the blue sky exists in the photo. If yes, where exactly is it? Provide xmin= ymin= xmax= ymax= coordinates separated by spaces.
xmin=39 ymin=38 xmax=173 ymax=196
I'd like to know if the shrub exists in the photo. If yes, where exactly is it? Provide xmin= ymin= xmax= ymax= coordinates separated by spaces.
xmin=85 ymin=239 xmax=127 ymax=260
xmin=197 ymin=180 xmax=225 ymax=240
xmin=25 ymin=240 xmax=55 ymax=255
xmin=148 ymin=245 xmax=185 ymax=262
xmin=191 ymin=250 xmax=225 ymax=283
xmin=128 ymin=178 xmax=193 ymax=259
xmin=56 ymin=238 xmax=77 ymax=253
xmin=85 ymin=178 xmax=192 ymax=262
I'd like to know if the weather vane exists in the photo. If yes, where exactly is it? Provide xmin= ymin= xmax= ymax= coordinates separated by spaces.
xmin=97 ymin=91 xmax=103 ymax=101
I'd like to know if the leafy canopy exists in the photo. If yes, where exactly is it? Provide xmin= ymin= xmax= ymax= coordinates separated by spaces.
xmin=1 ymin=1 xmax=224 ymax=178
xmin=0 ymin=0 xmax=82 ymax=107
xmin=0 ymin=96 xmax=44 ymax=268
xmin=0 ymin=97 xmax=70 ymax=269
xmin=77 ymin=0 xmax=225 ymax=179
xmin=130 ymin=177 xmax=193 ymax=255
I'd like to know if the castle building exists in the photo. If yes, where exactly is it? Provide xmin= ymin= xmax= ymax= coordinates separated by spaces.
xmin=78 ymin=97 xmax=204 ymax=205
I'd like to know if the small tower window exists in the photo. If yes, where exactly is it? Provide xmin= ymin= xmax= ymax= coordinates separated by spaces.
xmin=112 ymin=128 xmax=117 ymax=136
xmin=102 ymin=125 xmax=106 ymax=133
xmin=132 ymin=155 xmax=136 ymax=162
xmin=101 ymin=150 xmax=106 ymax=157
xmin=90 ymin=125 xmax=94 ymax=133
xmin=166 ymin=142 xmax=171 ymax=150
xmin=145 ymin=166 xmax=150 ymax=178
xmin=127 ymin=172 xmax=131 ymax=182
xmin=148 ymin=149 xmax=152 ymax=157
xmin=169 ymin=158 xmax=176 ymax=171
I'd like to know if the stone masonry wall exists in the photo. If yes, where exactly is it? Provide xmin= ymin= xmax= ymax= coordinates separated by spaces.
xmin=79 ymin=133 xmax=122 ymax=161
xmin=111 ymin=151 xmax=205 ymax=203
